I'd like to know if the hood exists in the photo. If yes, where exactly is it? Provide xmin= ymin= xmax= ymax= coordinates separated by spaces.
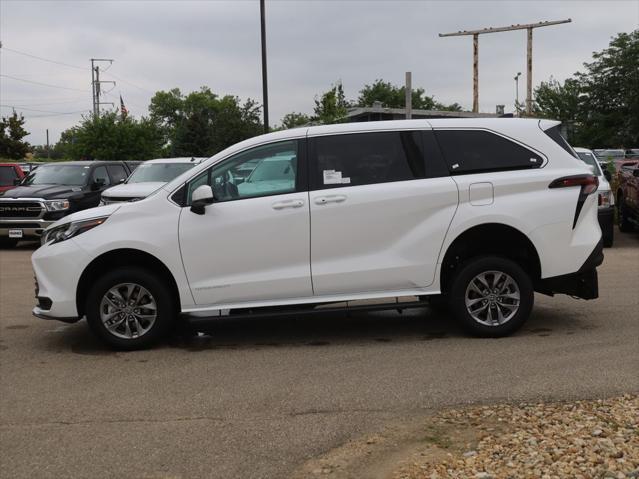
xmin=46 ymin=203 xmax=122 ymax=230
xmin=102 ymin=182 xmax=166 ymax=198
xmin=0 ymin=184 xmax=84 ymax=200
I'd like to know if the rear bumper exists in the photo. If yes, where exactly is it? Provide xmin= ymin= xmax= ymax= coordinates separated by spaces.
xmin=537 ymin=238 xmax=603 ymax=299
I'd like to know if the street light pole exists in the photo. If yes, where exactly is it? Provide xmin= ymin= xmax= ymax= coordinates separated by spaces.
xmin=514 ymin=72 xmax=521 ymax=115
xmin=260 ymin=0 xmax=269 ymax=133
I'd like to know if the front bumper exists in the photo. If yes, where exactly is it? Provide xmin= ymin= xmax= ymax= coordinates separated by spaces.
xmin=1 ymin=218 xmax=55 ymax=239
xmin=31 ymin=238 xmax=91 ymax=321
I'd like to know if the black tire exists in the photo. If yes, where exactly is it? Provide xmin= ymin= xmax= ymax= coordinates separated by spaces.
xmin=85 ymin=267 xmax=175 ymax=350
xmin=618 ymin=198 xmax=634 ymax=233
xmin=0 ymin=238 xmax=18 ymax=249
xmin=447 ymin=256 xmax=534 ymax=337
xmin=602 ymin=227 xmax=614 ymax=247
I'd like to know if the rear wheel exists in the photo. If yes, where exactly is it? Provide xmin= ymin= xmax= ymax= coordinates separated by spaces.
xmin=0 ymin=238 xmax=18 ymax=249
xmin=448 ymin=256 xmax=533 ymax=337
xmin=85 ymin=267 xmax=175 ymax=350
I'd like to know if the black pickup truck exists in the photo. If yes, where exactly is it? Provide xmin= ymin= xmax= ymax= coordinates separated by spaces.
xmin=0 ymin=161 xmax=134 ymax=247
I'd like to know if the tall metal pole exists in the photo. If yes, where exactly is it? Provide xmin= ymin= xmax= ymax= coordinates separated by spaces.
xmin=46 ymin=129 xmax=50 ymax=159
xmin=91 ymin=59 xmax=96 ymax=117
xmin=526 ymin=27 xmax=533 ymax=115
xmin=405 ymin=71 xmax=412 ymax=119
xmin=472 ymin=34 xmax=479 ymax=113
xmin=260 ymin=0 xmax=269 ymax=133
xmin=95 ymin=66 xmax=101 ymax=117
xmin=514 ymin=72 xmax=521 ymax=114
xmin=439 ymin=19 xmax=571 ymax=115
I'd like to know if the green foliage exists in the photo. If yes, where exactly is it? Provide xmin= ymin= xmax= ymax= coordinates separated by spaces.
xmin=534 ymin=30 xmax=639 ymax=148
xmin=313 ymin=82 xmax=349 ymax=124
xmin=357 ymin=79 xmax=462 ymax=112
xmin=149 ymin=87 xmax=262 ymax=156
xmin=0 ymin=110 xmax=31 ymax=160
xmin=31 ymin=143 xmax=67 ymax=161
xmin=576 ymin=30 xmax=639 ymax=148
xmin=279 ymin=112 xmax=311 ymax=130
xmin=57 ymin=112 xmax=164 ymax=161
xmin=358 ymin=79 xmax=436 ymax=110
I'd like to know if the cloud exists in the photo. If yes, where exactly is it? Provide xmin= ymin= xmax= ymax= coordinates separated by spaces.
xmin=1 ymin=0 xmax=637 ymax=145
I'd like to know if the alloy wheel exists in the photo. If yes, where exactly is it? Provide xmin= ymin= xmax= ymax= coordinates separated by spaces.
xmin=464 ymin=270 xmax=520 ymax=326
xmin=99 ymin=283 xmax=157 ymax=339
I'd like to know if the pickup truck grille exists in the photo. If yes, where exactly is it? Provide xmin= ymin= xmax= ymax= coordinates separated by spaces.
xmin=0 ymin=201 xmax=43 ymax=218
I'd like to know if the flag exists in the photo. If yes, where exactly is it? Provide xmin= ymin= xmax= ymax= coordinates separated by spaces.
xmin=120 ymin=95 xmax=128 ymax=120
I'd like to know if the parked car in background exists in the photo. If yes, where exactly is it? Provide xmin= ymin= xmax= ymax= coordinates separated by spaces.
xmin=0 ymin=163 xmax=25 ymax=193
xmin=616 ymin=162 xmax=639 ymax=232
xmin=596 ymin=149 xmax=637 ymax=172
xmin=100 ymin=157 xmax=205 ymax=204
xmin=32 ymin=119 xmax=603 ymax=349
xmin=625 ymin=149 xmax=639 ymax=159
xmin=575 ymin=147 xmax=614 ymax=247
xmin=0 ymin=161 xmax=134 ymax=247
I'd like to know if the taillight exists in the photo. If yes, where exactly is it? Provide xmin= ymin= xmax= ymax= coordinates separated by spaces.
xmin=549 ymin=174 xmax=599 ymax=229
xmin=549 ymin=175 xmax=599 ymax=194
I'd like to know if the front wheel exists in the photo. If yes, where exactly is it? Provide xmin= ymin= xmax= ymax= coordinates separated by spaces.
xmin=85 ymin=267 xmax=175 ymax=350
xmin=448 ymin=256 xmax=534 ymax=337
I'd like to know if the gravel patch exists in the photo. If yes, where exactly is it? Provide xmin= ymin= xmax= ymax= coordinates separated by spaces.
xmin=396 ymin=395 xmax=639 ymax=479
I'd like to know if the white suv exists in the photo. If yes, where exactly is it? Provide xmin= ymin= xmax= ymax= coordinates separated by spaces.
xmin=32 ymin=119 xmax=603 ymax=349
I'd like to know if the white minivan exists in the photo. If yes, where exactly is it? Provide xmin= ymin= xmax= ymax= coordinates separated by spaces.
xmin=32 ymin=119 xmax=603 ymax=349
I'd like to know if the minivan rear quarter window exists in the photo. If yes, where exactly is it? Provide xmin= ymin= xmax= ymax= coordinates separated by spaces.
xmin=435 ymin=130 xmax=543 ymax=174
xmin=310 ymin=131 xmax=426 ymax=189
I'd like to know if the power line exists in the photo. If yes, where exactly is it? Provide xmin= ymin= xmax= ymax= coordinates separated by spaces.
xmin=28 ymin=110 xmax=91 ymax=118
xmin=0 ymin=46 xmax=88 ymax=71
xmin=101 ymin=71 xmax=155 ymax=94
xmin=1 ymin=104 xmax=88 ymax=114
xmin=0 ymin=74 xmax=88 ymax=92
xmin=0 ymin=98 xmax=87 ymax=107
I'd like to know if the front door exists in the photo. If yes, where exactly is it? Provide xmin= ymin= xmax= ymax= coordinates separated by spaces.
xmin=308 ymin=130 xmax=458 ymax=296
xmin=179 ymin=139 xmax=313 ymax=306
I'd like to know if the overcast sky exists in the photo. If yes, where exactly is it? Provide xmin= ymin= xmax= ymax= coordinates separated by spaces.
xmin=1 ymin=0 xmax=637 ymax=145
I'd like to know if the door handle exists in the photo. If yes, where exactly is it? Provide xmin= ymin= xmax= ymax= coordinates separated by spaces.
xmin=272 ymin=199 xmax=304 ymax=210
xmin=314 ymin=195 xmax=347 ymax=205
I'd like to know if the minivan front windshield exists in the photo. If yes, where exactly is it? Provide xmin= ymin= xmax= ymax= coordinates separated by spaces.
xmin=577 ymin=151 xmax=602 ymax=176
xmin=127 ymin=163 xmax=196 ymax=183
xmin=22 ymin=164 xmax=90 ymax=186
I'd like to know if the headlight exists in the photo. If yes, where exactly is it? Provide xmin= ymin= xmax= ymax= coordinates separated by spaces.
xmin=598 ymin=190 xmax=614 ymax=208
xmin=44 ymin=199 xmax=70 ymax=211
xmin=41 ymin=216 xmax=109 ymax=246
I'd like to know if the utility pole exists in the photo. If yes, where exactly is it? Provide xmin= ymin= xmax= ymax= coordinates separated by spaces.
xmin=260 ymin=0 xmax=269 ymax=133
xmin=405 ymin=72 xmax=412 ymax=119
xmin=46 ymin=129 xmax=50 ymax=159
xmin=90 ymin=58 xmax=115 ymax=118
xmin=439 ymin=19 xmax=571 ymax=115
xmin=514 ymin=72 xmax=521 ymax=114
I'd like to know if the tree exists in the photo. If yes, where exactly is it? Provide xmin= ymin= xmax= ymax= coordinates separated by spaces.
xmin=57 ymin=112 xmax=164 ymax=161
xmin=279 ymin=112 xmax=311 ymax=129
xmin=149 ymin=87 xmax=262 ymax=156
xmin=0 ymin=110 xmax=31 ymax=159
xmin=533 ymin=77 xmax=582 ymax=143
xmin=313 ymin=82 xmax=349 ymax=124
xmin=576 ymin=30 xmax=639 ymax=148
xmin=358 ymin=79 xmax=436 ymax=110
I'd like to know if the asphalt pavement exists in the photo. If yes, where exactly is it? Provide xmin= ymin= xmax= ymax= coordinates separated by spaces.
xmin=1 ymin=233 xmax=638 ymax=478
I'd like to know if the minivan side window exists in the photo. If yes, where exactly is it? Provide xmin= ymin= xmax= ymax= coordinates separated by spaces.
xmin=187 ymin=140 xmax=299 ymax=203
xmin=309 ymin=131 xmax=426 ymax=189
xmin=435 ymin=130 xmax=543 ymax=174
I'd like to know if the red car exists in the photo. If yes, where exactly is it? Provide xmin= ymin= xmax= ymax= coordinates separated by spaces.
xmin=0 ymin=163 xmax=25 ymax=193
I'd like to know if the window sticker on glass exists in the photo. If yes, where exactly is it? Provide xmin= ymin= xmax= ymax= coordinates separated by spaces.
xmin=323 ymin=170 xmax=343 ymax=184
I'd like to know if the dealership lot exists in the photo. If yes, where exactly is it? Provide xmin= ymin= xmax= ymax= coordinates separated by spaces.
xmin=1 ymin=235 xmax=638 ymax=479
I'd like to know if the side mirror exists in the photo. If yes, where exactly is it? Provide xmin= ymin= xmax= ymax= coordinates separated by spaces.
xmin=603 ymin=169 xmax=612 ymax=181
xmin=190 ymin=184 xmax=214 ymax=215
xmin=91 ymin=178 xmax=106 ymax=191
